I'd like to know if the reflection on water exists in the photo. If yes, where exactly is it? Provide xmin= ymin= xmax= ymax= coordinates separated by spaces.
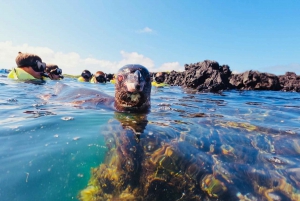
xmin=1 ymin=76 xmax=300 ymax=201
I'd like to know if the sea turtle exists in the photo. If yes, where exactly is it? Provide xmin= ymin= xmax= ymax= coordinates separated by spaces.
xmin=43 ymin=64 xmax=152 ymax=113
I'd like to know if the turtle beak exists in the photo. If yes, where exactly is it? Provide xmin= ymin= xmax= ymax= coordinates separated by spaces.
xmin=126 ymin=70 xmax=145 ymax=93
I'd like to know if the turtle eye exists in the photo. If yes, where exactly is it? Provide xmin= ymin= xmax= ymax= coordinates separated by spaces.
xmin=117 ymin=75 xmax=124 ymax=82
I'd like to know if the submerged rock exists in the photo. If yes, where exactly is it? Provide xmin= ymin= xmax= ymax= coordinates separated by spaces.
xmin=78 ymin=109 xmax=300 ymax=201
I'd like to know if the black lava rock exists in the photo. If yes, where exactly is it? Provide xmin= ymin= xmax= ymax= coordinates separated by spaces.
xmin=150 ymin=60 xmax=300 ymax=93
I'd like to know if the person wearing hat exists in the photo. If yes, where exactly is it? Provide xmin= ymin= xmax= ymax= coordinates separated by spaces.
xmin=90 ymin=71 xmax=106 ymax=83
xmin=7 ymin=52 xmax=47 ymax=81
xmin=78 ymin=70 xmax=92 ymax=82
xmin=45 ymin=64 xmax=64 ymax=80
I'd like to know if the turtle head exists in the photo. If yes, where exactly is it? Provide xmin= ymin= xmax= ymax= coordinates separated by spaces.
xmin=114 ymin=64 xmax=151 ymax=113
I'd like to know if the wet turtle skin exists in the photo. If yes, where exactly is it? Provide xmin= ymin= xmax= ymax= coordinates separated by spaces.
xmin=79 ymin=104 xmax=300 ymax=201
xmin=114 ymin=64 xmax=151 ymax=113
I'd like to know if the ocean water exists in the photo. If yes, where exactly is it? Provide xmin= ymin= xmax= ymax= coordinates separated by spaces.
xmin=1 ymin=74 xmax=300 ymax=201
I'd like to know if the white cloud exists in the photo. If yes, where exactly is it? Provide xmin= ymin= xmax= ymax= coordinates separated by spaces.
xmin=262 ymin=64 xmax=300 ymax=75
xmin=154 ymin=62 xmax=184 ymax=72
xmin=0 ymin=41 xmax=182 ymax=75
xmin=231 ymin=70 xmax=240 ymax=74
xmin=118 ymin=51 xmax=154 ymax=69
xmin=137 ymin=27 xmax=153 ymax=33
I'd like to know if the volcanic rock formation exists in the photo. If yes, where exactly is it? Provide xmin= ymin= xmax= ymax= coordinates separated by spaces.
xmin=152 ymin=60 xmax=300 ymax=92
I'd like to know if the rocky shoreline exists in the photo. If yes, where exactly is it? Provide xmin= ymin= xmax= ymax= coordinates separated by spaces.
xmin=151 ymin=60 xmax=300 ymax=92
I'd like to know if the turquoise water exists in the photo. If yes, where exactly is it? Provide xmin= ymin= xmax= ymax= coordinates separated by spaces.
xmin=1 ymin=74 xmax=300 ymax=201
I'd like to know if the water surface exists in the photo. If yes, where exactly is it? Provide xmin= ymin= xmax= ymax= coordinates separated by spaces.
xmin=1 ymin=75 xmax=300 ymax=201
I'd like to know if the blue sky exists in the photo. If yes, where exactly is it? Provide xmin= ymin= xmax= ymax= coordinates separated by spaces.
xmin=0 ymin=0 xmax=299 ymax=75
